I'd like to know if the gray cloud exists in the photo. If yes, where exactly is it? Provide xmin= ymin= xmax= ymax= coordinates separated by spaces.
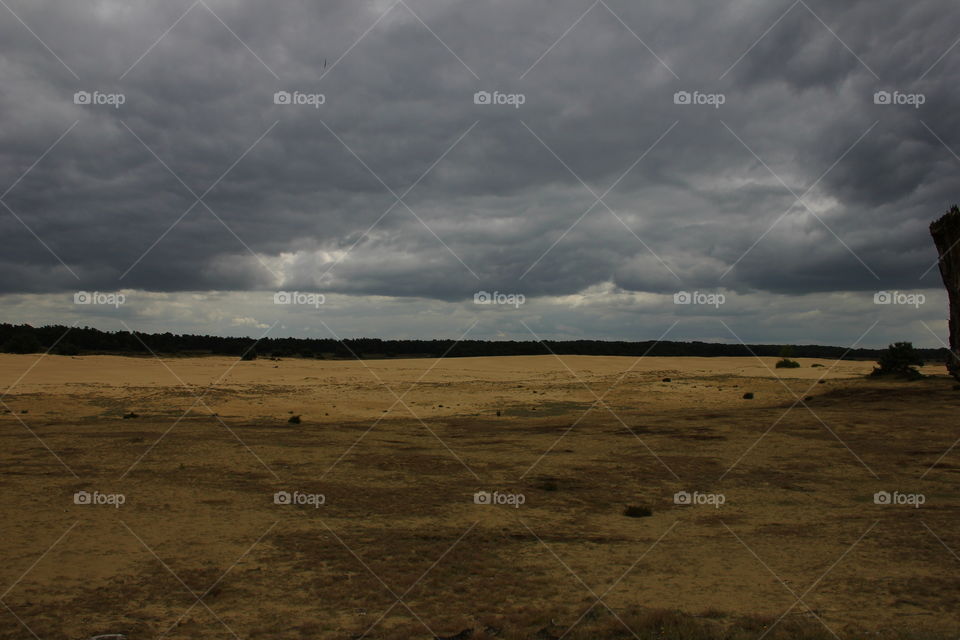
xmin=0 ymin=0 xmax=958 ymax=344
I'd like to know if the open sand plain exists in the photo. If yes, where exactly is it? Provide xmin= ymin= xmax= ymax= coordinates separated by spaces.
xmin=0 ymin=353 xmax=958 ymax=639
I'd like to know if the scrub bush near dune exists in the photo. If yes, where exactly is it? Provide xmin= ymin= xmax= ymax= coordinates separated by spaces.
xmin=775 ymin=345 xmax=801 ymax=368
xmin=871 ymin=342 xmax=925 ymax=379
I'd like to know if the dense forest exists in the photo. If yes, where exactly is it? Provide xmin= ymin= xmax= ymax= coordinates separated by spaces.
xmin=0 ymin=323 xmax=949 ymax=362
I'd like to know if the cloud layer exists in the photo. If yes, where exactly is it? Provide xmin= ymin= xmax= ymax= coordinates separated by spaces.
xmin=0 ymin=0 xmax=957 ymax=345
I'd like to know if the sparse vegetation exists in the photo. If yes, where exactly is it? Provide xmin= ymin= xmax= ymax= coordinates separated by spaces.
xmin=871 ymin=342 xmax=925 ymax=379
xmin=775 ymin=358 xmax=800 ymax=368
xmin=2 ymin=354 xmax=957 ymax=635
xmin=775 ymin=345 xmax=800 ymax=368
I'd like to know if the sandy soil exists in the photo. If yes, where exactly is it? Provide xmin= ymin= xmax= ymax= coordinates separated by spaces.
xmin=0 ymin=353 xmax=957 ymax=639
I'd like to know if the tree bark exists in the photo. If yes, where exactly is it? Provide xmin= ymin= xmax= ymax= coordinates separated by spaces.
xmin=930 ymin=205 xmax=960 ymax=382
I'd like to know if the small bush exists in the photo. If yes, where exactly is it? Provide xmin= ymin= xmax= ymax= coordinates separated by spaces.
xmin=623 ymin=505 xmax=652 ymax=518
xmin=288 ymin=414 xmax=301 ymax=424
xmin=742 ymin=392 xmax=754 ymax=399
xmin=240 ymin=350 xmax=257 ymax=361
xmin=871 ymin=342 xmax=924 ymax=379
xmin=775 ymin=358 xmax=800 ymax=368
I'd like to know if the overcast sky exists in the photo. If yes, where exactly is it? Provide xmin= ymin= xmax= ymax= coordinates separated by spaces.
xmin=1 ymin=0 xmax=958 ymax=347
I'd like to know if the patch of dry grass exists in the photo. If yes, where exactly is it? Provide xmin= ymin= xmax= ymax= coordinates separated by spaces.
xmin=0 ymin=355 xmax=957 ymax=638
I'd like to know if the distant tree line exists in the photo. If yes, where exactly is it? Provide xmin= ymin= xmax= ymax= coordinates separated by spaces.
xmin=0 ymin=323 xmax=950 ymax=362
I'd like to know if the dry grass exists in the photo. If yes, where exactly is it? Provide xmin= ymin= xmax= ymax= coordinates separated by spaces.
xmin=0 ymin=354 xmax=957 ymax=639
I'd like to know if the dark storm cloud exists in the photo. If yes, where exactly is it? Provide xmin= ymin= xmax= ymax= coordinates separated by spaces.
xmin=0 ymin=0 xmax=958 ymax=303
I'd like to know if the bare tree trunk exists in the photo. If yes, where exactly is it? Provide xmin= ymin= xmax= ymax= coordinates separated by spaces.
xmin=930 ymin=205 xmax=960 ymax=382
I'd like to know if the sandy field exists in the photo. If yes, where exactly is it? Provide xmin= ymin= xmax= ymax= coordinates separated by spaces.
xmin=0 ymin=353 xmax=958 ymax=639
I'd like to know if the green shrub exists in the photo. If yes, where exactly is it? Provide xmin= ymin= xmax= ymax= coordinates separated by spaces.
xmin=871 ymin=342 xmax=924 ymax=379
xmin=775 ymin=358 xmax=800 ymax=368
